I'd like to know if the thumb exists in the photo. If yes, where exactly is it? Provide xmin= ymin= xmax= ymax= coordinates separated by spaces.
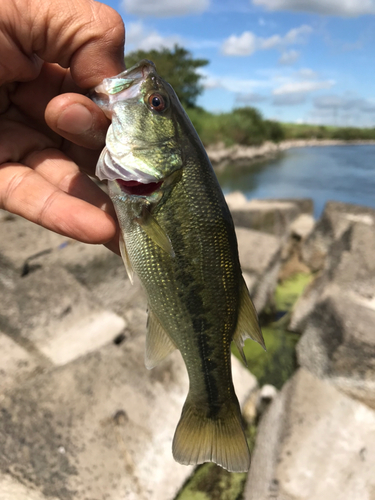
xmin=7 ymin=0 xmax=125 ymax=88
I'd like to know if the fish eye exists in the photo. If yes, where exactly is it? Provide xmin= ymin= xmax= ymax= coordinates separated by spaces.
xmin=148 ymin=93 xmax=167 ymax=112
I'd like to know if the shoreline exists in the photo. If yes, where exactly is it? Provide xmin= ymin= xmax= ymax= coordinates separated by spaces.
xmin=206 ymin=139 xmax=375 ymax=171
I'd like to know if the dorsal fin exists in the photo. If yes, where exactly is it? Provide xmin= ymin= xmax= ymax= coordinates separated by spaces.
xmin=145 ymin=309 xmax=177 ymax=369
xmin=233 ymin=277 xmax=266 ymax=365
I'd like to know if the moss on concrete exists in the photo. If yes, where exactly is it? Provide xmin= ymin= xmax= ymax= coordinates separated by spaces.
xmin=232 ymin=272 xmax=313 ymax=389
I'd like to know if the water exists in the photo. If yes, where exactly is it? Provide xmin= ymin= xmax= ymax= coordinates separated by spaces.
xmin=217 ymin=145 xmax=375 ymax=218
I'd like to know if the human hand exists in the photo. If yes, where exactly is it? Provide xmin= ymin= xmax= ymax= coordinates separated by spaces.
xmin=0 ymin=0 xmax=125 ymax=252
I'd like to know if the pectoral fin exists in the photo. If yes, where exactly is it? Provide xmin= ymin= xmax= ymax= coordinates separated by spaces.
xmin=119 ymin=233 xmax=134 ymax=284
xmin=233 ymin=278 xmax=266 ymax=365
xmin=145 ymin=309 xmax=177 ymax=369
xmin=136 ymin=206 xmax=175 ymax=257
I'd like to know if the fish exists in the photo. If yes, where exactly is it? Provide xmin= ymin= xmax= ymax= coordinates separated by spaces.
xmin=91 ymin=60 xmax=265 ymax=473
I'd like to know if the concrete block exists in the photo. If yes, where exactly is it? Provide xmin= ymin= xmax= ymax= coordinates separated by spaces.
xmin=0 ymin=332 xmax=40 ymax=395
xmin=0 ymin=335 xmax=256 ymax=500
xmin=236 ymin=227 xmax=281 ymax=312
xmin=1 ymin=265 xmax=126 ymax=367
xmin=244 ymin=369 xmax=375 ymax=500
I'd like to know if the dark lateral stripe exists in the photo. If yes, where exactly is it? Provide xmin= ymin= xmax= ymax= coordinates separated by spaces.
xmin=171 ymin=230 xmax=221 ymax=417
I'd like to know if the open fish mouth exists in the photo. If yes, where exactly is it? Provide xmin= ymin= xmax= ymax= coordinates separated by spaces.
xmin=96 ymin=148 xmax=161 ymax=184
xmin=116 ymin=179 xmax=163 ymax=196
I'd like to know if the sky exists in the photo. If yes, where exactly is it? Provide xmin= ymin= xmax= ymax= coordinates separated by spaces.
xmin=99 ymin=0 xmax=375 ymax=126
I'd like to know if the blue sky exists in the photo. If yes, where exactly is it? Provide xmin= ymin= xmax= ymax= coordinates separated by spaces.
xmin=99 ymin=0 xmax=375 ymax=126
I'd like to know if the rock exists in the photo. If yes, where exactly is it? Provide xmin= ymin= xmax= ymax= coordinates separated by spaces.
xmin=226 ymin=195 xmax=311 ymax=237
xmin=0 ymin=215 xmax=68 ymax=274
xmin=242 ymin=384 xmax=278 ymax=425
xmin=0 ymin=213 xmax=124 ymax=292
xmin=0 ymin=474 xmax=59 ymax=500
xmin=235 ymin=227 xmax=281 ymax=312
xmin=0 ymin=265 xmax=126 ymax=368
xmin=0 ymin=332 xmax=41 ymax=395
xmin=244 ymin=368 xmax=375 ymax=500
xmin=207 ymin=141 xmax=282 ymax=170
xmin=0 ymin=211 xmax=258 ymax=498
xmin=290 ymin=213 xmax=375 ymax=333
xmin=225 ymin=191 xmax=248 ymax=210
xmin=302 ymin=201 xmax=375 ymax=271
xmin=289 ymin=213 xmax=315 ymax=240
xmin=296 ymin=285 xmax=375 ymax=408
xmin=290 ymin=210 xmax=375 ymax=408
xmin=256 ymin=384 xmax=278 ymax=414
xmin=0 ymin=335 xmax=256 ymax=500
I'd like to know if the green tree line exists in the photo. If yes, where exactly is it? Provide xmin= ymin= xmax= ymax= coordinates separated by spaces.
xmin=126 ymin=45 xmax=375 ymax=146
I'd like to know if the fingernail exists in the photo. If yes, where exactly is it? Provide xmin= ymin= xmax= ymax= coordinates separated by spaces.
xmin=57 ymin=104 xmax=93 ymax=134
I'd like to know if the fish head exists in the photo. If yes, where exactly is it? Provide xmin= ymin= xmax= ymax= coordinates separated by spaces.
xmin=91 ymin=60 xmax=185 ymax=198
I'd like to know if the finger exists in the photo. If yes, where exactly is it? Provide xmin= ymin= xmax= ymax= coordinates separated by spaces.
xmin=9 ymin=0 xmax=125 ymax=88
xmin=45 ymin=93 xmax=109 ymax=149
xmin=0 ymin=117 xmax=56 ymax=165
xmin=25 ymin=148 xmax=115 ymax=217
xmin=0 ymin=162 xmax=117 ymax=245
xmin=24 ymin=148 xmax=120 ymax=253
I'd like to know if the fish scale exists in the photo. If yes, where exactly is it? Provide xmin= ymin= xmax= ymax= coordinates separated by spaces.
xmin=92 ymin=60 xmax=265 ymax=472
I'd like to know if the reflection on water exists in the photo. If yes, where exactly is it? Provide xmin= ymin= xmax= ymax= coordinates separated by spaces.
xmin=217 ymin=145 xmax=375 ymax=218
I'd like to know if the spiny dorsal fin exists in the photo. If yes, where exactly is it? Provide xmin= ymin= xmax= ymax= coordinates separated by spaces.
xmin=145 ymin=309 xmax=177 ymax=370
xmin=119 ymin=232 xmax=134 ymax=284
xmin=136 ymin=206 xmax=175 ymax=257
xmin=233 ymin=277 xmax=266 ymax=365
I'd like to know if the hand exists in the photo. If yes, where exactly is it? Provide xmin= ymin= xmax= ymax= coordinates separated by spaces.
xmin=0 ymin=0 xmax=125 ymax=252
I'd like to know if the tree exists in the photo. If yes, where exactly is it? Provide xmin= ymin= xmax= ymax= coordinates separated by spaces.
xmin=125 ymin=45 xmax=209 ymax=109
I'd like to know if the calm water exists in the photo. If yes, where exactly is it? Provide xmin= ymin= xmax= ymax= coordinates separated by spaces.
xmin=217 ymin=145 xmax=375 ymax=218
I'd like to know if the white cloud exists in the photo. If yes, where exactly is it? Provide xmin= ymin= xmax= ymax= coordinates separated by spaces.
xmin=199 ymin=68 xmax=274 ymax=93
xmin=122 ymin=0 xmax=209 ymax=17
xmin=252 ymin=0 xmax=375 ymax=17
xmin=296 ymin=68 xmax=318 ymax=79
xmin=221 ymin=32 xmax=257 ymax=56
xmin=235 ymin=92 xmax=268 ymax=105
xmin=314 ymin=94 xmax=375 ymax=113
xmin=283 ymin=25 xmax=313 ymax=44
xmin=125 ymin=22 xmax=182 ymax=51
xmin=273 ymin=93 xmax=307 ymax=106
xmin=273 ymin=80 xmax=335 ymax=94
xmin=221 ymin=24 xmax=312 ymax=56
xmin=307 ymin=94 xmax=375 ymax=126
xmin=279 ymin=49 xmax=300 ymax=65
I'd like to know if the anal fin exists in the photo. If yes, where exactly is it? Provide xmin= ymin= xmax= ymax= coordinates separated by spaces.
xmin=233 ymin=277 xmax=266 ymax=365
xmin=145 ymin=309 xmax=177 ymax=369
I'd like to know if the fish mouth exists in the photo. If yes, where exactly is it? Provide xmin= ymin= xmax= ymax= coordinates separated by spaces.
xmin=116 ymin=179 xmax=162 ymax=196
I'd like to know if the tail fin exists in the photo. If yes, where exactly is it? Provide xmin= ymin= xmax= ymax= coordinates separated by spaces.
xmin=172 ymin=397 xmax=250 ymax=473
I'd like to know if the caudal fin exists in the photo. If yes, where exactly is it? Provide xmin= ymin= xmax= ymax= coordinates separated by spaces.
xmin=172 ymin=397 xmax=250 ymax=473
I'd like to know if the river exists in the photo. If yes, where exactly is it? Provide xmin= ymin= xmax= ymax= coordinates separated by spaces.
xmin=217 ymin=144 xmax=375 ymax=218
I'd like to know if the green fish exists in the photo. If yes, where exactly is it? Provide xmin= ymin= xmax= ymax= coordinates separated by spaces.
xmin=92 ymin=60 xmax=265 ymax=473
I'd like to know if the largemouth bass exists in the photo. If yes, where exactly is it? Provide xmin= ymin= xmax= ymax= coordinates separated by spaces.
xmin=92 ymin=60 xmax=265 ymax=473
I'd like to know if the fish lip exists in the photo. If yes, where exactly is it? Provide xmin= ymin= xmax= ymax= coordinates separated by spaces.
xmin=95 ymin=149 xmax=161 ymax=184
xmin=91 ymin=60 xmax=155 ymax=99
